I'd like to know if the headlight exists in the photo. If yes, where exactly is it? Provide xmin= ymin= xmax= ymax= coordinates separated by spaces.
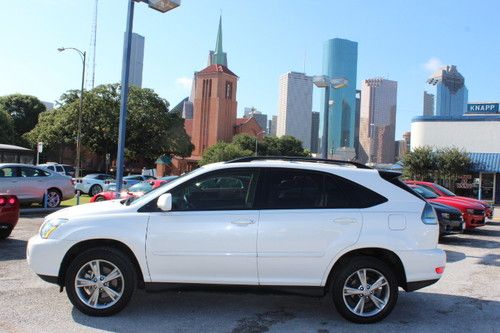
xmin=441 ymin=213 xmax=450 ymax=219
xmin=40 ymin=218 xmax=69 ymax=239
xmin=466 ymin=208 xmax=474 ymax=214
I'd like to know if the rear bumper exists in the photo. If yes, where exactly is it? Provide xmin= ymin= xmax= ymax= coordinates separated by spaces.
xmin=397 ymin=248 xmax=446 ymax=286
xmin=405 ymin=279 xmax=440 ymax=292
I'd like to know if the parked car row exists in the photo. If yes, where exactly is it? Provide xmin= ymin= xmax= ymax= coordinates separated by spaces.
xmin=90 ymin=176 xmax=177 ymax=202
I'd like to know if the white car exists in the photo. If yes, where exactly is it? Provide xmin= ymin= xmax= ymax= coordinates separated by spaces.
xmin=38 ymin=163 xmax=75 ymax=177
xmin=27 ymin=157 xmax=445 ymax=323
xmin=74 ymin=174 xmax=114 ymax=196
xmin=0 ymin=163 xmax=74 ymax=207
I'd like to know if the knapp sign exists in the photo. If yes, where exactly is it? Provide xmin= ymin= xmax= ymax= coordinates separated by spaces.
xmin=466 ymin=103 xmax=499 ymax=114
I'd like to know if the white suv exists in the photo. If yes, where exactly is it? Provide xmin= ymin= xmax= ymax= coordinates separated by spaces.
xmin=27 ymin=157 xmax=445 ymax=323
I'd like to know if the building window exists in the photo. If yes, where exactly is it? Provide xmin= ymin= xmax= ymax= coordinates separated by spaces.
xmin=225 ymin=81 xmax=232 ymax=100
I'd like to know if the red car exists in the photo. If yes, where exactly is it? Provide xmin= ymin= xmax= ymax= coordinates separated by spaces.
xmin=408 ymin=185 xmax=486 ymax=230
xmin=406 ymin=180 xmax=493 ymax=219
xmin=0 ymin=194 xmax=20 ymax=239
xmin=90 ymin=178 xmax=172 ymax=202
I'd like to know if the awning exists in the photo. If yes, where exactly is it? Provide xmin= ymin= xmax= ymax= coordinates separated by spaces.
xmin=469 ymin=153 xmax=500 ymax=173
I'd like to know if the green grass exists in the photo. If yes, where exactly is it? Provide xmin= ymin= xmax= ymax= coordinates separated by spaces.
xmin=61 ymin=195 xmax=92 ymax=206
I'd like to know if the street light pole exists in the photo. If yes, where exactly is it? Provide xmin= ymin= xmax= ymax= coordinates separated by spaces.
xmin=58 ymin=47 xmax=86 ymax=178
xmin=115 ymin=0 xmax=181 ymax=195
xmin=115 ymin=0 xmax=135 ymax=195
xmin=321 ymin=85 xmax=330 ymax=159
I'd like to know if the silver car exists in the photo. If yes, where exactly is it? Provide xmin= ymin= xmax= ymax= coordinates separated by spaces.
xmin=0 ymin=163 xmax=74 ymax=208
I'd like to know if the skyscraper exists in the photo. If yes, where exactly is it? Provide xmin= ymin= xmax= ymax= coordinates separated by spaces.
xmin=244 ymin=107 xmax=267 ymax=132
xmin=128 ymin=32 xmax=145 ymax=87
xmin=277 ymin=72 xmax=313 ymax=149
xmin=423 ymin=91 xmax=435 ymax=116
xmin=322 ymin=38 xmax=358 ymax=159
xmin=359 ymin=78 xmax=398 ymax=164
xmin=269 ymin=115 xmax=277 ymax=136
xmin=427 ymin=65 xmax=468 ymax=117
xmin=310 ymin=111 xmax=320 ymax=153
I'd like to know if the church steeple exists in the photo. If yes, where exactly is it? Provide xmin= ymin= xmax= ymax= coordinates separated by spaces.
xmin=208 ymin=16 xmax=228 ymax=67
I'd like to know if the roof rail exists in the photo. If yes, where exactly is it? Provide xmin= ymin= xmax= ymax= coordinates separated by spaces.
xmin=225 ymin=156 xmax=372 ymax=169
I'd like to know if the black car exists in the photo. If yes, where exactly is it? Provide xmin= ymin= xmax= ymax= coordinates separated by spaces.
xmin=429 ymin=201 xmax=464 ymax=236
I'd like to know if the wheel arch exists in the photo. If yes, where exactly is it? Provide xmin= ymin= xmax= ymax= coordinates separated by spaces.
xmin=324 ymin=247 xmax=407 ymax=292
xmin=58 ymin=239 xmax=145 ymax=289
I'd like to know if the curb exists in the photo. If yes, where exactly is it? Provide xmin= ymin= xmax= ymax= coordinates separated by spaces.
xmin=20 ymin=207 xmax=62 ymax=217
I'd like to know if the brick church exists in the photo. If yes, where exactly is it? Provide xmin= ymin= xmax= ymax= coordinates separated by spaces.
xmin=167 ymin=17 xmax=264 ymax=175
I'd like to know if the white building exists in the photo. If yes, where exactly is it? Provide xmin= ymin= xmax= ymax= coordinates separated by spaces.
xmin=411 ymin=111 xmax=500 ymax=204
xmin=277 ymin=72 xmax=313 ymax=149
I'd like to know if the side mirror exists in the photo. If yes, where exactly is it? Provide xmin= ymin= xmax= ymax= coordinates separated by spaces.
xmin=157 ymin=193 xmax=172 ymax=212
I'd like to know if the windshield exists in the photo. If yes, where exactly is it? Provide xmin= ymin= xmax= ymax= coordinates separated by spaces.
xmin=434 ymin=184 xmax=456 ymax=196
xmin=127 ymin=167 xmax=205 ymax=206
xmin=412 ymin=186 xmax=438 ymax=199
xmin=128 ymin=182 xmax=153 ymax=193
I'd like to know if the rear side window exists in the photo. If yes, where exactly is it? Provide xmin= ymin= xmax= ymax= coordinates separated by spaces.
xmin=263 ymin=169 xmax=323 ymax=209
xmin=20 ymin=167 xmax=49 ymax=177
xmin=55 ymin=165 xmax=64 ymax=172
xmin=261 ymin=168 xmax=387 ymax=209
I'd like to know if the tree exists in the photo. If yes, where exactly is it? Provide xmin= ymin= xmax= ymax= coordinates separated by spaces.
xmin=0 ymin=94 xmax=46 ymax=137
xmin=0 ymin=110 xmax=16 ymax=144
xmin=402 ymin=146 xmax=437 ymax=180
xmin=26 ymin=84 xmax=193 ymax=166
xmin=199 ymin=142 xmax=253 ymax=165
xmin=263 ymin=135 xmax=309 ymax=157
xmin=436 ymin=147 xmax=471 ymax=190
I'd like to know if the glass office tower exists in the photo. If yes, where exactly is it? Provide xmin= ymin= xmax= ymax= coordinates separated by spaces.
xmin=321 ymin=38 xmax=358 ymax=159
xmin=427 ymin=65 xmax=468 ymax=117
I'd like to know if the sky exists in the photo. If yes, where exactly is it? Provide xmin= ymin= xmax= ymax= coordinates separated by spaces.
xmin=1 ymin=0 xmax=500 ymax=139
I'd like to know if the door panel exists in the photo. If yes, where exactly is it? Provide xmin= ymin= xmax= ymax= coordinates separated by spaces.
xmin=147 ymin=210 xmax=259 ymax=284
xmin=258 ymin=209 xmax=362 ymax=286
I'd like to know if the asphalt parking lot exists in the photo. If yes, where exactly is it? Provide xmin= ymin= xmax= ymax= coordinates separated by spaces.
xmin=0 ymin=215 xmax=499 ymax=333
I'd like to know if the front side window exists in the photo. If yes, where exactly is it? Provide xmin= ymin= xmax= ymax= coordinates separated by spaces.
xmin=170 ymin=169 xmax=258 ymax=211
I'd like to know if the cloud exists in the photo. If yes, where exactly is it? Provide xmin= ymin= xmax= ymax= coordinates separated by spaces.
xmin=175 ymin=77 xmax=193 ymax=91
xmin=423 ymin=57 xmax=444 ymax=72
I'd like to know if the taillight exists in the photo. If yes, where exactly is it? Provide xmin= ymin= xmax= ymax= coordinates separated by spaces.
xmin=421 ymin=203 xmax=438 ymax=225
xmin=435 ymin=266 xmax=445 ymax=274
xmin=0 ymin=197 xmax=5 ymax=206
xmin=8 ymin=197 xmax=16 ymax=205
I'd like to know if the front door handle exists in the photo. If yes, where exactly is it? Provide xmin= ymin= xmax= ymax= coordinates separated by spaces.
xmin=231 ymin=219 xmax=255 ymax=226
xmin=332 ymin=218 xmax=356 ymax=225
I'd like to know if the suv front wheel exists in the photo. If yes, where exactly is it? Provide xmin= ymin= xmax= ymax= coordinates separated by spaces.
xmin=331 ymin=256 xmax=398 ymax=323
xmin=65 ymin=247 xmax=136 ymax=316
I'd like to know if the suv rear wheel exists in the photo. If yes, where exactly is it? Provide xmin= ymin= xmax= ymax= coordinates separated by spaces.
xmin=65 ymin=247 xmax=136 ymax=316
xmin=331 ymin=256 xmax=398 ymax=323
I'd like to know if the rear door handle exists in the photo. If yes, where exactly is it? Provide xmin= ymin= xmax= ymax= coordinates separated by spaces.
xmin=231 ymin=219 xmax=255 ymax=226
xmin=332 ymin=218 xmax=356 ymax=225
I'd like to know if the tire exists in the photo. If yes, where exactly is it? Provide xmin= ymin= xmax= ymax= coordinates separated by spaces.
xmin=94 ymin=196 xmax=106 ymax=202
xmin=89 ymin=185 xmax=103 ymax=197
xmin=330 ymin=256 xmax=398 ymax=323
xmin=65 ymin=247 xmax=136 ymax=316
xmin=45 ymin=189 xmax=62 ymax=208
xmin=0 ymin=226 xmax=13 ymax=240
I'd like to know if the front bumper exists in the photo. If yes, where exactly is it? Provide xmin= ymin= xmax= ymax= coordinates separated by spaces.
xmin=439 ymin=218 xmax=464 ymax=235
xmin=27 ymin=234 xmax=76 ymax=278
xmin=464 ymin=214 xmax=486 ymax=229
